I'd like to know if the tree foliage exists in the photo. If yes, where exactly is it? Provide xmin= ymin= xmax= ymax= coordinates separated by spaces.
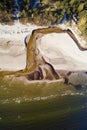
xmin=0 ymin=0 xmax=87 ymax=35
xmin=78 ymin=10 xmax=87 ymax=35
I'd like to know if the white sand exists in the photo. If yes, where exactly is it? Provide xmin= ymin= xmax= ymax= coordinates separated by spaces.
xmin=0 ymin=22 xmax=87 ymax=71
xmin=0 ymin=22 xmax=39 ymax=71
xmin=38 ymin=32 xmax=87 ymax=71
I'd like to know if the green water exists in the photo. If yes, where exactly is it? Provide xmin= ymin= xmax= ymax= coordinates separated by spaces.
xmin=0 ymin=77 xmax=87 ymax=130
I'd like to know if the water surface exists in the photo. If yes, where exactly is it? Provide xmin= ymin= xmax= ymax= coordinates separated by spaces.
xmin=0 ymin=77 xmax=87 ymax=130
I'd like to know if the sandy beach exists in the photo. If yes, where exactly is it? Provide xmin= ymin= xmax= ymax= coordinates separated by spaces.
xmin=0 ymin=22 xmax=87 ymax=72
xmin=0 ymin=22 xmax=39 ymax=71
xmin=39 ymin=32 xmax=87 ymax=71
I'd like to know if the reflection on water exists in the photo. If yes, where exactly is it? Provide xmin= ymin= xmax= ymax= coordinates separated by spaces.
xmin=0 ymin=77 xmax=87 ymax=129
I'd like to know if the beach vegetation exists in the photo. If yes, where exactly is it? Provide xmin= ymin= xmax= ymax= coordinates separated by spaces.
xmin=78 ymin=10 xmax=87 ymax=36
xmin=0 ymin=0 xmax=87 ymax=36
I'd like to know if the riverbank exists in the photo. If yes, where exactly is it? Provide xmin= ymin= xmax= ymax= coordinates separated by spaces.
xmin=0 ymin=22 xmax=87 ymax=83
